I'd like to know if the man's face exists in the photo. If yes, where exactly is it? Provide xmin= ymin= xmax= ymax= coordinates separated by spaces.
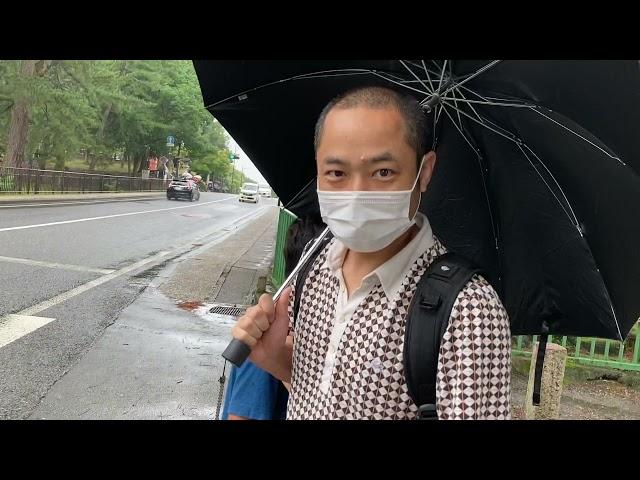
xmin=316 ymin=106 xmax=436 ymax=217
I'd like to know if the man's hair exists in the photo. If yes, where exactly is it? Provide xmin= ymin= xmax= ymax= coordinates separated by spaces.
xmin=284 ymin=217 xmax=326 ymax=276
xmin=314 ymin=86 xmax=433 ymax=164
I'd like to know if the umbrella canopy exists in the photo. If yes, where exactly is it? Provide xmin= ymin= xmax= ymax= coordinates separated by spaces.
xmin=193 ymin=60 xmax=640 ymax=341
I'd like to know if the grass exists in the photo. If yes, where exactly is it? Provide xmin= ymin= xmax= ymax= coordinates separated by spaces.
xmin=511 ymin=354 xmax=640 ymax=389
xmin=64 ymin=158 xmax=132 ymax=175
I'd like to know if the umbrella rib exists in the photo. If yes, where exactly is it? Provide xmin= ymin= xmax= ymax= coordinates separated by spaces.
xmin=447 ymin=98 xmax=625 ymax=342
xmin=432 ymin=104 xmax=439 ymax=149
xmin=441 ymin=105 xmax=500 ymax=251
xmin=516 ymin=144 xmax=579 ymax=228
xmin=421 ymin=60 xmax=435 ymax=92
xmin=467 ymin=107 xmax=601 ymax=232
xmin=446 ymin=85 xmax=485 ymax=124
xmin=441 ymin=105 xmax=477 ymax=154
xmin=370 ymin=71 xmax=432 ymax=96
xmin=435 ymin=103 xmax=444 ymax=125
xmin=529 ymin=107 xmax=626 ymax=166
xmin=443 ymin=99 xmax=582 ymax=229
xmin=440 ymin=96 xmax=533 ymax=108
xmin=401 ymin=60 xmax=443 ymax=81
xmin=521 ymin=144 xmax=581 ymax=227
xmin=449 ymin=86 xmax=464 ymax=132
xmin=204 ymin=69 xmax=389 ymax=109
xmin=295 ymin=71 xmax=373 ymax=79
xmin=441 ymin=60 xmax=501 ymax=97
xmin=437 ymin=60 xmax=448 ymax=94
xmin=400 ymin=60 xmax=434 ymax=95
xmin=513 ymin=147 xmax=620 ymax=336
xmin=520 ymin=149 xmax=624 ymax=341
xmin=609 ymin=300 xmax=624 ymax=341
xmin=459 ymin=85 xmax=495 ymax=104
xmin=441 ymin=99 xmax=517 ymax=143
xmin=397 ymin=78 xmax=447 ymax=85
xmin=457 ymin=101 xmax=583 ymax=228
xmin=283 ymin=175 xmax=317 ymax=211
xmin=373 ymin=70 xmax=406 ymax=82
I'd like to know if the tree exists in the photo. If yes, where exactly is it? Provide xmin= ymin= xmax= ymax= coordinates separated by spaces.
xmin=4 ymin=61 xmax=51 ymax=168
xmin=0 ymin=60 xmax=233 ymax=177
xmin=26 ymin=61 xmax=102 ymax=170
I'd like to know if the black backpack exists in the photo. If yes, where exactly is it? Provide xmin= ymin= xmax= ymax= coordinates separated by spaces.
xmin=292 ymin=233 xmax=482 ymax=420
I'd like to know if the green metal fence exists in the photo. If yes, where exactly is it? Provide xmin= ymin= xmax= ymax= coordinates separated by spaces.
xmin=512 ymin=323 xmax=640 ymax=372
xmin=271 ymin=207 xmax=298 ymax=288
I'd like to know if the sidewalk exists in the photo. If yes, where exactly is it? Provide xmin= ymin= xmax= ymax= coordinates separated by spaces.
xmin=29 ymin=206 xmax=280 ymax=419
xmin=159 ymin=206 xmax=278 ymax=305
xmin=0 ymin=191 xmax=166 ymax=205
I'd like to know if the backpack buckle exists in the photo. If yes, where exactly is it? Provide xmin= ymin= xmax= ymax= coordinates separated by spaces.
xmin=419 ymin=292 xmax=441 ymax=310
xmin=417 ymin=404 xmax=438 ymax=420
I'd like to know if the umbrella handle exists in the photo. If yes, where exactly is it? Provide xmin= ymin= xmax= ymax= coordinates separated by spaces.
xmin=222 ymin=338 xmax=252 ymax=367
xmin=221 ymin=226 xmax=331 ymax=368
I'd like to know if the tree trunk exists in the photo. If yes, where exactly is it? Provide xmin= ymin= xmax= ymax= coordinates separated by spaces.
xmin=133 ymin=154 xmax=143 ymax=175
xmin=88 ymin=152 xmax=99 ymax=172
xmin=5 ymin=61 xmax=52 ymax=169
xmin=54 ymin=154 xmax=65 ymax=171
xmin=99 ymin=104 xmax=112 ymax=141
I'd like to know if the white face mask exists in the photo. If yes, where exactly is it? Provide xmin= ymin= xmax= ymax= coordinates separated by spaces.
xmin=317 ymin=159 xmax=424 ymax=253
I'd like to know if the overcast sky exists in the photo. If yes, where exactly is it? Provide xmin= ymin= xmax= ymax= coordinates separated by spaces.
xmin=225 ymin=134 xmax=267 ymax=185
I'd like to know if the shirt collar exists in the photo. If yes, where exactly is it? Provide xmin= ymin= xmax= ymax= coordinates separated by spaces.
xmin=322 ymin=213 xmax=435 ymax=299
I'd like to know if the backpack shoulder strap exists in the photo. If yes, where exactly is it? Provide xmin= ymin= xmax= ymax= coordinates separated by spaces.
xmin=403 ymin=251 xmax=482 ymax=419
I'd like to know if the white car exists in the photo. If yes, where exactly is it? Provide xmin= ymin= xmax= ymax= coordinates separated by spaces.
xmin=258 ymin=185 xmax=271 ymax=197
xmin=239 ymin=183 xmax=260 ymax=203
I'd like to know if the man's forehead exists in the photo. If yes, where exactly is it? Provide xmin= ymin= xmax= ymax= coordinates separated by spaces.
xmin=324 ymin=104 xmax=404 ymax=125
xmin=320 ymin=107 xmax=408 ymax=148
xmin=319 ymin=108 xmax=413 ymax=152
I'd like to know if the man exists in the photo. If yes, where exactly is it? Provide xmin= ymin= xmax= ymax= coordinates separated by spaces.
xmin=232 ymin=86 xmax=511 ymax=419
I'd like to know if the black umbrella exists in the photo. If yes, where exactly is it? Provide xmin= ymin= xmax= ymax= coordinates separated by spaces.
xmin=193 ymin=60 xmax=640 ymax=344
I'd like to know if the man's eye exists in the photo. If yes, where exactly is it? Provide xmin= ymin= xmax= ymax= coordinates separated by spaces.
xmin=327 ymin=170 xmax=345 ymax=178
xmin=375 ymin=169 xmax=393 ymax=178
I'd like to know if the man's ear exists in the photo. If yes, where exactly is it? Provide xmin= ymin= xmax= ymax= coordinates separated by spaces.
xmin=419 ymin=151 xmax=437 ymax=192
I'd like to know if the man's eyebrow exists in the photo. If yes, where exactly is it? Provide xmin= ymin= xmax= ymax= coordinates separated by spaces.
xmin=368 ymin=152 xmax=398 ymax=164
xmin=321 ymin=153 xmax=399 ymax=166
xmin=322 ymin=157 xmax=348 ymax=166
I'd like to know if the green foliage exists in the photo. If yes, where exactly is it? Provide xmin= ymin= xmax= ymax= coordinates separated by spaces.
xmin=0 ymin=60 xmax=246 ymax=181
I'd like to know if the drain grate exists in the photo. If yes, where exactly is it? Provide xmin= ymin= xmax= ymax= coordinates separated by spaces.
xmin=208 ymin=304 xmax=247 ymax=317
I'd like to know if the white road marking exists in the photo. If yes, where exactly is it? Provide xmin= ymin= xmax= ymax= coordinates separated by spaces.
xmin=0 ymin=315 xmax=56 ymax=349
xmin=0 ymin=255 xmax=115 ymax=274
xmin=16 ymin=250 xmax=175 ymax=317
xmin=0 ymin=196 xmax=236 ymax=233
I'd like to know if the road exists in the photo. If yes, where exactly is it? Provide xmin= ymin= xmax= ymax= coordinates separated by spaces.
xmin=0 ymin=192 xmax=273 ymax=419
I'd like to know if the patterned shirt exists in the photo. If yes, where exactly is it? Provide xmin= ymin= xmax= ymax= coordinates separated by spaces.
xmin=286 ymin=216 xmax=511 ymax=420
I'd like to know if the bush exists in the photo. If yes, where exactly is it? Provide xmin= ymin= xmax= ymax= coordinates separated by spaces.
xmin=0 ymin=176 xmax=15 ymax=192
